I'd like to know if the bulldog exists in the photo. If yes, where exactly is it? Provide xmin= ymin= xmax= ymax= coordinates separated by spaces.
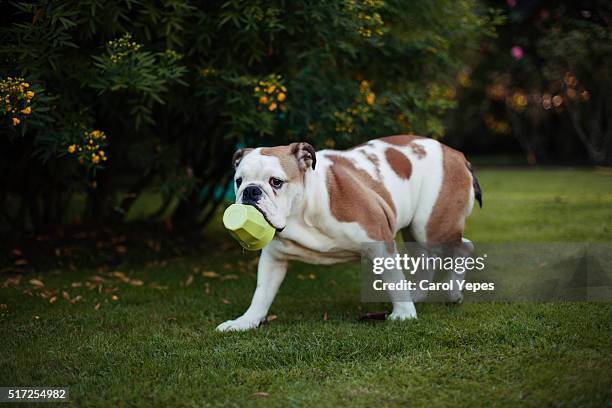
xmin=216 ymin=135 xmax=482 ymax=331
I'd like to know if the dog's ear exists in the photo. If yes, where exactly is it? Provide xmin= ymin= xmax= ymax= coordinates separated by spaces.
xmin=232 ymin=148 xmax=253 ymax=169
xmin=290 ymin=142 xmax=316 ymax=171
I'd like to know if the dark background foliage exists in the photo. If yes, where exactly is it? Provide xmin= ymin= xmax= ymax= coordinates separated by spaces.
xmin=0 ymin=0 xmax=609 ymax=234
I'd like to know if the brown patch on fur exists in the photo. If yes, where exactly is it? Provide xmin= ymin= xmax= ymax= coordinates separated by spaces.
xmin=326 ymin=155 xmax=396 ymax=241
xmin=261 ymin=145 xmax=301 ymax=181
xmin=384 ymin=148 xmax=412 ymax=180
xmin=426 ymin=146 xmax=472 ymax=246
xmin=359 ymin=150 xmax=382 ymax=179
xmin=261 ymin=142 xmax=316 ymax=181
xmin=379 ymin=134 xmax=423 ymax=146
xmin=410 ymin=143 xmax=427 ymax=159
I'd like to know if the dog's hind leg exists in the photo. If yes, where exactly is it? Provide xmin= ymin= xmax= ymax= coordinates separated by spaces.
xmin=364 ymin=241 xmax=417 ymax=320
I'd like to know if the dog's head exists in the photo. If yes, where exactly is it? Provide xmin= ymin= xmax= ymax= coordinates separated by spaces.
xmin=232 ymin=142 xmax=316 ymax=231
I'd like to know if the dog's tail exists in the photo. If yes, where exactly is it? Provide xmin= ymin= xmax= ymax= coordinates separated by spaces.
xmin=466 ymin=162 xmax=482 ymax=208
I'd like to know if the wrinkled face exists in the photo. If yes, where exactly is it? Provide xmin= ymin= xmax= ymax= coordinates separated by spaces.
xmin=233 ymin=145 xmax=313 ymax=230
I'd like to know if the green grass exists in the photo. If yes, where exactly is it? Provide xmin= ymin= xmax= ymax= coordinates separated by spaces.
xmin=1 ymin=168 xmax=611 ymax=407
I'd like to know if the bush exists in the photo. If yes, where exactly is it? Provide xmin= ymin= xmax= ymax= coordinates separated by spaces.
xmin=0 ymin=0 xmax=499 ymax=231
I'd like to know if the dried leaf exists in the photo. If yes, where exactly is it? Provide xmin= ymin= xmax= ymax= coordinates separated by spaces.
xmin=29 ymin=278 xmax=44 ymax=287
xmin=0 ymin=304 xmax=8 ymax=309
xmin=221 ymin=298 xmax=231 ymax=304
xmin=221 ymin=274 xmax=239 ymax=281
xmin=203 ymin=282 xmax=210 ymax=295
xmin=252 ymin=392 xmax=269 ymax=397
xmin=202 ymin=271 xmax=219 ymax=278
xmin=62 ymin=291 xmax=70 ymax=300
xmin=49 ymin=296 xmax=57 ymax=304
xmin=89 ymin=276 xmax=105 ymax=283
xmin=266 ymin=315 xmax=277 ymax=322
xmin=71 ymin=282 xmax=83 ymax=288
xmin=14 ymin=259 xmax=28 ymax=266
xmin=111 ymin=295 xmax=119 ymax=301
xmin=308 ymin=274 xmax=316 ymax=280
xmin=115 ymin=245 xmax=128 ymax=254
xmin=184 ymin=275 xmax=194 ymax=286
xmin=323 ymin=311 xmax=329 ymax=321
xmin=129 ymin=279 xmax=144 ymax=286
xmin=71 ymin=295 xmax=83 ymax=304
xmin=94 ymin=303 xmax=101 ymax=311
xmin=110 ymin=271 xmax=130 ymax=282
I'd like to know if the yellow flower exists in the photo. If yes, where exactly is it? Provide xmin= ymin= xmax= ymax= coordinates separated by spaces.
xmin=67 ymin=145 xmax=76 ymax=154
xmin=99 ymin=150 xmax=105 ymax=156
xmin=26 ymin=91 xmax=35 ymax=99
xmin=277 ymin=92 xmax=286 ymax=102
xmin=259 ymin=96 xmax=269 ymax=105
xmin=21 ymin=106 xmax=31 ymax=115
xmin=22 ymin=83 xmax=29 ymax=88
xmin=268 ymin=102 xmax=277 ymax=111
xmin=12 ymin=117 xmax=20 ymax=126
xmin=267 ymin=85 xmax=276 ymax=94
xmin=366 ymin=92 xmax=376 ymax=105
xmin=254 ymin=87 xmax=260 ymax=92
xmin=92 ymin=155 xmax=100 ymax=164
xmin=91 ymin=130 xmax=101 ymax=138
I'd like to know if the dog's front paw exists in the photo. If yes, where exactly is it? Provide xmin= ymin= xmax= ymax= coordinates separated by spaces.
xmin=387 ymin=309 xmax=417 ymax=321
xmin=216 ymin=317 xmax=261 ymax=332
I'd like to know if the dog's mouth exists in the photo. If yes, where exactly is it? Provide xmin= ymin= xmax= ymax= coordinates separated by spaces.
xmin=242 ymin=202 xmax=284 ymax=232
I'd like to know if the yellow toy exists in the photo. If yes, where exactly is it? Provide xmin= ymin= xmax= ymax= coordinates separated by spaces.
xmin=223 ymin=204 xmax=275 ymax=250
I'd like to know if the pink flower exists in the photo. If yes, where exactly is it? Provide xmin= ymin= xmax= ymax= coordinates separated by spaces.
xmin=511 ymin=46 xmax=524 ymax=60
xmin=507 ymin=0 xmax=516 ymax=7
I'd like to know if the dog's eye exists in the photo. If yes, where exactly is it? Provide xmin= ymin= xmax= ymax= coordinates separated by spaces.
xmin=269 ymin=177 xmax=284 ymax=189
xmin=235 ymin=177 xmax=242 ymax=188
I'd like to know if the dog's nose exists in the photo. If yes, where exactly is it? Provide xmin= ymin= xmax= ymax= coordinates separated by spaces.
xmin=242 ymin=185 xmax=263 ymax=202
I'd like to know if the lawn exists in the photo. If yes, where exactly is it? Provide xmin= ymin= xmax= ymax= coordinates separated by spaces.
xmin=1 ymin=168 xmax=611 ymax=407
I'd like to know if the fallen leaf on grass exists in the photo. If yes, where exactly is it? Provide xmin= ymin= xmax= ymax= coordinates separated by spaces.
xmin=71 ymin=295 xmax=83 ymax=304
xmin=1 ymin=276 xmax=21 ymax=288
xmin=266 ymin=315 xmax=277 ymax=322
xmin=29 ymin=278 xmax=44 ymax=287
xmin=49 ymin=296 xmax=57 ymax=304
xmin=184 ymin=275 xmax=194 ymax=286
xmin=220 ymin=274 xmax=239 ymax=281
xmin=202 ymin=271 xmax=219 ymax=278
xmin=14 ymin=259 xmax=28 ymax=266
xmin=252 ymin=392 xmax=269 ymax=398
xmin=221 ymin=298 xmax=231 ymax=304
xmin=129 ymin=279 xmax=144 ymax=286
xmin=323 ymin=311 xmax=328 ymax=321
xmin=71 ymin=282 xmax=83 ymax=288
xmin=111 ymin=295 xmax=119 ymax=301
xmin=89 ymin=276 xmax=105 ymax=283
xmin=0 ymin=304 xmax=7 ymax=309
xmin=203 ymin=283 xmax=210 ymax=295
xmin=62 ymin=291 xmax=70 ymax=300
xmin=115 ymin=245 xmax=128 ymax=254
xmin=308 ymin=274 xmax=316 ymax=280
xmin=94 ymin=303 xmax=101 ymax=311
xmin=148 ymin=283 xmax=168 ymax=290
xmin=33 ymin=315 xmax=40 ymax=320
xmin=110 ymin=271 xmax=130 ymax=283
